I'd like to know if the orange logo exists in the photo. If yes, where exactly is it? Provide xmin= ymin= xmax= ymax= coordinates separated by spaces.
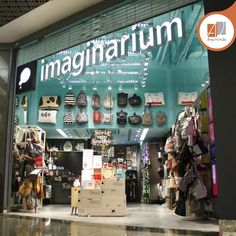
xmin=198 ymin=2 xmax=236 ymax=51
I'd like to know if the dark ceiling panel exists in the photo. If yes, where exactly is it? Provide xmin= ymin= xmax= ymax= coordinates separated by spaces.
xmin=0 ymin=0 xmax=49 ymax=27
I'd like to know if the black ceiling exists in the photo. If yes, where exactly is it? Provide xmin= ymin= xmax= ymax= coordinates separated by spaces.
xmin=0 ymin=0 xmax=49 ymax=27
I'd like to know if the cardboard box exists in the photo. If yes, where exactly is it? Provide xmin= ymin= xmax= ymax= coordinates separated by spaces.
xmin=78 ymin=196 xmax=101 ymax=208
xmin=78 ymin=189 xmax=102 ymax=197
xmin=101 ymin=187 xmax=125 ymax=196
xmin=101 ymin=178 xmax=125 ymax=189
xmin=101 ymin=196 xmax=126 ymax=208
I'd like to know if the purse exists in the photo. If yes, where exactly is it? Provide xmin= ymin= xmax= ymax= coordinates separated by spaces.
xmin=116 ymin=110 xmax=127 ymax=125
xmin=103 ymin=93 xmax=113 ymax=109
xmin=117 ymin=92 xmax=128 ymax=107
xmin=76 ymin=91 xmax=87 ymax=108
xmin=92 ymin=93 xmax=101 ymax=109
xmin=128 ymin=112 xmax=142 ymax=125
xmin=93 ymin=111 xmax=102 ymax=124
xmin=63 ymin=111 xmax=76 ymax=125
xmin=64 ymin=92 xmax=76 ymax=106
xmin=128 ymin=94 xmax=141 ymax=106
xmin=103 ymin=112 xmax=112 ymax=123
xmin=156 ymin=111 xmax=167 ymax=126
xmin=38 ymin=110 xmax=57 ymax=124
xmin=39 ymin=96 xmax=61 ymax=110
xmin=75 ymin=111 xmax=88 ymax=124
xmin=142 ymin=106 xmax=152 ymax=126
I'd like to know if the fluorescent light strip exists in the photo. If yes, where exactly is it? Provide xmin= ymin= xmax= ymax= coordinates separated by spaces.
xmin=56 ymin=129 xmax=68 ymax=138
xmin=140 ymin=128 xmax=149 ymax=141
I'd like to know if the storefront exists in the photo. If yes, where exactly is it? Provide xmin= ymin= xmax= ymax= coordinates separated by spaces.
xmin=1 ymin=0 xmax=236 ymax=227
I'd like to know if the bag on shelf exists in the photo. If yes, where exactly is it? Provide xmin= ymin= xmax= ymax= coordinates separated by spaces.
xmin=156 ymin=111 xmax=167 ymax=126
xmin=64 ymin=92 xmax=76 ymax=106
xmin=103 ymin=112 xmax=113 ymax=123
xmin=75 ymin=111 xmax=88 ymax=124
xmin=93 ymin=111 xmax=102 ymax=124
xmin=116 ymin=110 xmax=127 ymax=125
xmin=144 ymin=92 xmax=165 ymax=105
xmin=92 ymin=93 xmax=101 ymax=109
xmin=142 ymin=106 xmax=152 ymax=126
xmin=63 ymin=111 xmax=76 ymax=125
xmin=128 ymin=112 xmax=142 ymax=125
xmin=117 ymin=92 xmax=128 ymax=107
xmin=129 ymin=94 xmax=141 ymax=106
xmin=103 ymin=93 xmax=113 ymax=109
xmin=39 ymin=96 xmax=61 ymax=110
xmin=178 ymin=92 xmax=198 ymax=105
xmin=76 ymin=91 xmax=87 ymax=108
xmin=38 ymin=110 xmax=57 ymax=124
xmin=192 ymin=135 xmax=208 ymax=157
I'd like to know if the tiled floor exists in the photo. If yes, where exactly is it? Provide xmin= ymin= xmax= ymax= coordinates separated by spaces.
xmin=6 ymin=203 xmax=219 ymax=235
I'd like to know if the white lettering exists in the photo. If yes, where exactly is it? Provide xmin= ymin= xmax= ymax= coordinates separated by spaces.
xmin=45 ymin=60 xmax=61 ymax=80
xmin=61 ymin=56 xmax=72 ymax=75
xmin=140 ymin=27 xmax=155 ymax=50
xmin=156 ymin=17 xmax=183 ymax=45
xmin=72 ymin=51 xmax=85 ymax=76
xmin=121 ymin=34 xmax=130 ymax=57
xmin=105 ymin=39 xmax=119 ymax=60
xmin=92 ymin=44 xmax=104 ymax=65
xmin=40 ymin=18 xmax=184 ymax=81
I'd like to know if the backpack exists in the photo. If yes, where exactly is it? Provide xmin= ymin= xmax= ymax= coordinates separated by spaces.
xmin=76 ymin=91 xmax=87 ymax=108
xmin=92 ymin=93 xmax=101 ymax=109
xmin=116 ymin=110 xmax=127 ymax=125
xmin=117 ymin=92 xmax=128 ymax=107
xmin=103 ymin=93 xmax=113 ymax=109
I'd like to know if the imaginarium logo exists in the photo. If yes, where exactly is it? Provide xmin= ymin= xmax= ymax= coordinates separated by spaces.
xmin=198 ymin=2 xmax=236 ymax=51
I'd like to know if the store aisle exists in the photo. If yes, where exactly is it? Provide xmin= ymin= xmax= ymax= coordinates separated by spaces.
xmin=7 ymin=203 xmax=219 ymax=234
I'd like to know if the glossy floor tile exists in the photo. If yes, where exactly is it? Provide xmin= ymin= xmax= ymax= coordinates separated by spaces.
xmin=8 ymin=203 xmax=219 ymax=233
xmin=0 ymin=215 xmax=219 ymax=236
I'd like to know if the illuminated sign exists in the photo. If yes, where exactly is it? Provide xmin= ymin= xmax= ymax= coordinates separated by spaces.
xmin=40 ymin=17 xmax=183 ymax=81
xmin=16 ymin=61 xmax=37 ymax=94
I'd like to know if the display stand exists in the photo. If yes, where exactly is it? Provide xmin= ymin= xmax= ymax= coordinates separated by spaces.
xmin=15 ymin=125 xmax=46 ymax=212
xmin=77 ymin=178 xmax=126 ymax=216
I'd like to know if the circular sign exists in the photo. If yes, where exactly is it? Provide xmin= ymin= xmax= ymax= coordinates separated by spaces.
xmin=198 ymin=13 xmax=235 ymax=51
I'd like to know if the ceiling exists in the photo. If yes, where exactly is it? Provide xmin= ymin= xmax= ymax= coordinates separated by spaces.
xmin=0 ymin=0 xmax=104 ymax=43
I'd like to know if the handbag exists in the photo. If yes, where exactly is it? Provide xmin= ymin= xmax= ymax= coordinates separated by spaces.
xmin=128 ymin=94 xmax=141 ymax=106
xmin=179 ymin=169 xmax=195 ymax=192
xmin=144 ymin=92 xmax=165 ymax=105
xmin=93 ymin=111 xmax=102 ymax=124
xmin=75 ymin=111 xmax=88 ymax=124
xmin=128 ymin=112 xmax=142 ymax=125
xmin=192 ymin=136 xmax=208 ymax=157
xmin=117 ymin=92 xmax=128 ymax=107
xmin=116 ymin=110 xmax=127 ymax=125
xmin=103 ymin=112 xmax=112 ymax=123
xmin=156 ymin=111 xmax=167 ymax=126
xmin=64 ymin=92 xmax=76 ymax=106
xmin=92 ymin=93 xmax=101 ymax=109
xmin=63 ymin=111 xmax=76 ymax=125
xmin=103 ymin=93 xmax=113 ymax=109
xmin=38 ymin=110 xmax=57 ymax=124
xmin=76 ymin=91 xmax=87 ymax=108
xmin=39 ymin=96 xmax=61 ymax=110
xmin=142 ymin=106 xmax=152 ymax=126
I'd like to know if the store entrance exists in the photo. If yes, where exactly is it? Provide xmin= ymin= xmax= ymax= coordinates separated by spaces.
xmin=10 ymin=1 xmax=217 ymax=225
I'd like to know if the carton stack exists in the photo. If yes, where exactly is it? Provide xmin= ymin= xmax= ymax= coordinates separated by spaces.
xmin=77 ymin=178 xmax=126 ymax=216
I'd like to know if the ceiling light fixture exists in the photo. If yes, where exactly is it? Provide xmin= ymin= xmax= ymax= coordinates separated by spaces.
xmin=118 ymin=84 xmax=122 ymax=91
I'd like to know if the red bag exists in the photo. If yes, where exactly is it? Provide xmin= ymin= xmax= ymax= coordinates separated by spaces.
xmin=93 ymin=111 xmax=102 ymax=124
